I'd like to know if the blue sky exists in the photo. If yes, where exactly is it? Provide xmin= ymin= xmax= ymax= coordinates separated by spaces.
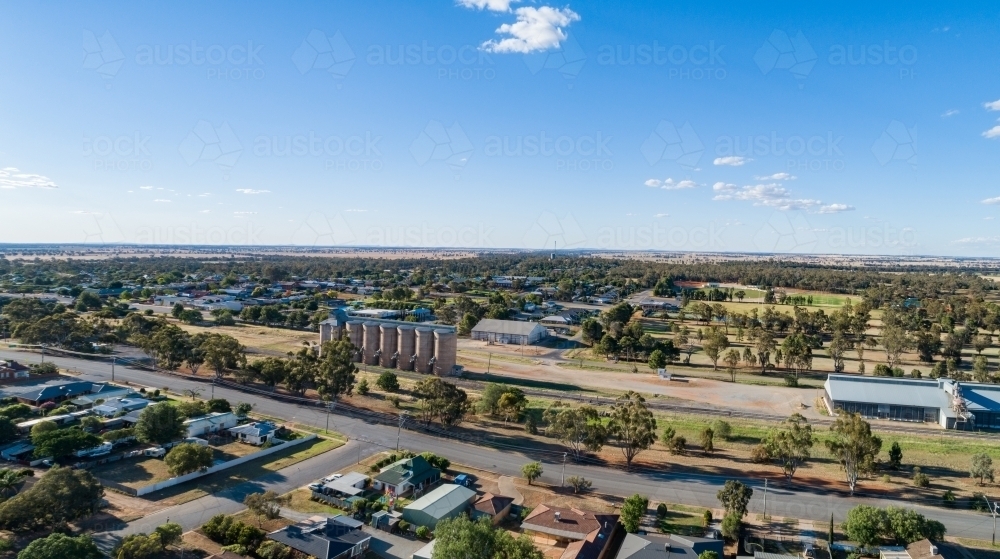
xmin=1 ymin=0 xmax=999 ymax=255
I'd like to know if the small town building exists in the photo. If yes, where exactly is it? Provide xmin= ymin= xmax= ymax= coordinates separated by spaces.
xmin=15 ymin=381 xmax=97 ymax=406
xmin=312 ymin=472 xmax=369 ymax=509
xmin=470 ymin=492 xmax=514 ymax=525
xmin=471 ymin=319 xmax=548 ymax=345
xmin=183 ymin=411 xmax=239 ymax=438
xmin=228 ymin=421 xmax=277 ymax=445
xmin=521 ymin=504 xmax=620 ymax=559
xmin=91 ymin=397 xmax=151 ymax=418
xmin=412 ymin=540 xmax=437 ymax=559
xmin=267 ymin=515 xmax=370 ymax=559
xmin=823 ymin=374 xmax=1000 ymax=430
xmin=401 ymin=484 xmax=477 ymax=528
xmin=616 ymin=533 xmax=724 ymax=559
xmin=0 ymin=360 xmax=29 ymax=381
xmin=372 ymin=455 xmax=441 ymax=497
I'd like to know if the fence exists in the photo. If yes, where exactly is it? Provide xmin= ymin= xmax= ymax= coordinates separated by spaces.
xmin=133 ymin=434 xmax=316 ymax=496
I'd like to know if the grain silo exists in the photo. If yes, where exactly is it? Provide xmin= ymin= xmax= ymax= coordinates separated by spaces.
xmin=397 ymin=325 xmax=416 ymax=371
xmin=415 ymin=328 xmax=435 ymax=373
xmin=363 ymin=322 xmax=381 ymax=365
xmin=346 ymin=321 xmax=364 ymax=362
xmin=380 ymin=324 xmax=398 ymax=368
xmin=319 ymin=320 xmax=342 ymax=345
xmin=433 ymin=330 xmax=457 ymax=376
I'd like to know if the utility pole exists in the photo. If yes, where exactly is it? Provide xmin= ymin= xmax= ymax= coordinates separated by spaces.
xmin=325 ymin=400 xmax=336 ymax=434
xmin=985 ymin=495 xmax=998 ymax=546
xmin=396 ymin=413 xmax=408 ymax=451
xmin=762 ymin=478 xmax=768 ymax=523
xmin=486 ymin=353 xmax=492 ymax=375
xmin=561 ymin=452 xmax=567 ymax=487
xmin=111 ymin=356 xmax=116 ymax=382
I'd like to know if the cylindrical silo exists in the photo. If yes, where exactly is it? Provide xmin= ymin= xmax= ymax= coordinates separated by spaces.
xmin=433 ymin=330 xmax=457 ymax=376
xmin=397 ymin=325 xmax=415 ymax=371
xmin=363 ymin=322 xmax=381 ymax=365
xmin=415 ymin=328 xmax=434 ymax=373
xmin=380 ymin=325 xmax=398 ymax=368
xmin=346 ymin=321 xmax=364 ymax=362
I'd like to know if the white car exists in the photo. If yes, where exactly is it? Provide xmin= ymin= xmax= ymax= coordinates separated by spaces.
xmin=321 ymin=473 xmax=343 ymax=483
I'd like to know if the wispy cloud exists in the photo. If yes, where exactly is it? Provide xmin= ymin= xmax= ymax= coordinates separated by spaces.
xmin=153 ymin=199 xmax=171 ymax=203
xmin=982 ymin=196 xmax=1000 ymax=205
xmin=754 ymin=172 xmax=796 ymax=181
xmin=0 ymin=167 xmax=57 ymax=189
xmin=818 ymin=203 xmax=855 ymax=214
xmin=480 ymin=6 xmax=580 ymax=54
xmin=713 ymin=156 xmax=751 ymax=167
xmin=983 ymin=125 xmax=1000 ymax=139
xmin=236 ymin=188 xmax=270 ymax=194
xmin=654 ymin=213 xmax=669 ymax=218
xmin=985 ymin=99 xmax=1000 ymax=111
xmin=344 ymin=208 xmax=368 ymax=213
xmin=457 ymin=0 xmax=515 ymax=11
xmin=953 ymin=236 xmax=1000 ymax=245
xmin=941 ymin=109 xmax=959 ymax=117
xmin=139 ymin=185 xmax=154 ymax=190
xmin=645 ymin=178 xmax=699 ymax=190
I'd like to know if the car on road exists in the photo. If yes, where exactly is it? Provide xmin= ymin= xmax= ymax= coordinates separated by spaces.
xmin=322 ymin=473 xmax=343 ymax=483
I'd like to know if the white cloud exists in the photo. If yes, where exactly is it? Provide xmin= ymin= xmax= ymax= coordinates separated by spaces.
xmin=983 ymin=125 xmax=1000 ymax=139
xmin=139 ymin=185 xmax=154 ymax=190
xmin=985 ymin=99 xmax=1000 ymax=111
xmin=982 ymin=196 xmax=1000 ymax=205
xmin=712 ymin=181 xmax=836 ymax=212
xmin=236 ymin=188 xmax=270 ymax=194
xmin=153 ymin=199 xmax=171 ymax=203
xmin=481 ymin=6 xmax=580 ymax=54
xmin=985 ymin=216 xmax=994 ymax=220
xmin=457 ymin=0 xmax=515 ymax=11
xmin=818 ymin=203 xmax=855 ymax=214
xmin=654 ymin=213 xmax=669 ymax=218
xmin=713 ymin=156 xmax=751 ymax=166
xmin=199 ymin=210 xmax=211 ymax=213
xmin=953 ymin=236 xmax=1000 ymax=245
xmin=0 ymin=167 xmax=57 ymax=189
xmin=344 ymin=209 xmax=368 ymax=213
xmin=755 ymin=172 xmax=796 ymax=181
xmin=941 ymin=109 xmax=959 ymax=117
xmin=646 ymin=178 xmax=698 ymax=190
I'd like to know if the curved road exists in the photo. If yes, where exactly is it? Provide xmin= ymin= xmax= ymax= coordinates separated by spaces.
xmin=1 ymin=349 xmax=996 ymax=544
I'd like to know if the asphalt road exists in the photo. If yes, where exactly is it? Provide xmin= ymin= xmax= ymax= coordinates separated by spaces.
xmin=2 ymin=348 xmax=997 ymax=543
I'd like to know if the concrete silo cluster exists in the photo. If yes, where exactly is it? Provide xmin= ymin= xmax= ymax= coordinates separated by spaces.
xmin=319 ymin=316 xmax=457 ymax=376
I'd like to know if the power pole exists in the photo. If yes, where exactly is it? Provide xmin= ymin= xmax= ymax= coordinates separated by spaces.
xmin=762 ymin=478 xmax=768 ymax=523
xmin=561 ymin=452 xmax=567 ymax=487
xmin=486 ymin=353 xmax=492 ymax=375
xmin=396 ymin=413 xmax=408 ymax=451
xmin=985 ymin=495 xmax=998 ymax=546
xmin=325 ymin=400 xmax=336 ymax=434
xmin=111 ymin=356 xmax=116 ymax=382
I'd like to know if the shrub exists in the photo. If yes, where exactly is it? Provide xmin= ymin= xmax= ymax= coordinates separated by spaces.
xmin=710 ymin=420 xmax=732 ymax=441
xmin=656 ymin=503 xmax=668 ymax=518
xmin=943 ymin=490 xmax=956 ymax=507
xmin=702 ymin=509 xmax=712 ymax=527
xmin=202 ymin=514 xmax=265 ymax=551
xmin=397 ymin=520 xmax=410 ymax=532
xmin=913 ymin=471 xmax=929 ymax=488
xmin=415 ymin=525 xmax=430 ymax=539
xmin=357 ymin=379 xmax=370 ymax=395
xmin=750 ymin=444 xmax=771 ymax=464
xmin=720 ymin=512 xmax=740 ymax=540
xmin=524 ymin=415 xmax=538 ymax=434
xmin=783 ymin=376 xmax=799 ymax=387
xmin=666 ymin=435 xmax=686 ymax=455
xmin=566 ymin=476 xmax=592 ymax=494
xmin=388 ymin=396 xmax=401 ymax=408
xmin=881 ymin=475 xmax=891 ymax=483
xmin=971 ymin=492 xmax=990 ymax=512
xmin=376 ymin=372 xmax=400 ymax=393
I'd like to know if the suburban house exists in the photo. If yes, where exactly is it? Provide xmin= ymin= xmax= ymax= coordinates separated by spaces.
xmin=521 ymin=504 xmax=621 ymax=559
xmin=470 ymin=492 xmax=514 ymax=525
xmin=879 ymin=539 xmax=956 ymax=559
xmin=15 ymin=381 xmax=130 ymax=406
xmin=228 ymin=421 xmax=277 ymax=445
xmin=471 ymin=319 xmax=549 ymax=345
xmin=313 ymin=472 xmax=369 ymax=509
xmin=615 ymin=533 xmax=723 ymax=559
xmin=400 ymin=484 xmax=477 ymax=528
xmin=183 ymin=411 xmax=239 ymax=438
xmin=0 ymin=360 xmax=29 ymax=381
xmin=91 ymin=397 xmax=151 ymax=418
xmin=372 ymin=455 xmax=441 ymax=497
xmin=267 ymin=515 xmax=370 ymax=559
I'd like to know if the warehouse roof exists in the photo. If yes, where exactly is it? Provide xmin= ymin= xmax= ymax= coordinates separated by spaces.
xmin=471 ymin=319 xmax=545 ymax=336
xmin=825 ymin=375 xmax=952 ymax=409
xmin=404 ymin=484 xmax=476 ymax=520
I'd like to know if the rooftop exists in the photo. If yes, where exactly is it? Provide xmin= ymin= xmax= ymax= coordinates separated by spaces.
xmin=404 ymin=484 xmax=476 ymax=519
xmin=522 ymin=504 xmax=619 ymax=542
xmin=473 ymin=492 xmax=514 ymax=516
xmin=471 ymin=318 xmax=545 ymax=336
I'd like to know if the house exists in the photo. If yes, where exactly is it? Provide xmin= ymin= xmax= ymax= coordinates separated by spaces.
xmin=14 ymin=381 xmax=131 ymax=406
xmin=312 ymin=472 xmax=369 ymax=508
xmin=521 ymin=504 xmax=620 ymax=559
xmin=471 ymin=493 xmax=514 ymax=525
xmin=413 ymin=540 xmax=437 ymax=559
xmin=470 ymin=319 xmax=548 ymax=345
xmin=183 ymin=412 xmax=239 ymax=437
xmin=401 ymin=484 xmax=477 ymax=528
xmin=0 ymin=360 xmax=29 ymax=381
xmin=372 ymin=455 xmax=441 ymax=498
xmin=878 ymin=540 xmax=957 ymax=559
xmin=91 ymin=397 xmax=151 ymax=418
xmin=267 ymin=515 xmax=371 ymax=559
xmin=0 ymin=442 xmax=35 ymax=461
xmin=228 ymin=421 xmax=277 ymax=445
xmin=616 ymin=533 xmax=723 ymax=559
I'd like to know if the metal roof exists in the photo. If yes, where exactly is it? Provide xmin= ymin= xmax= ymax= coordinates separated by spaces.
xmin=955 ymin=384 xmax=1000 ymax=412
xmin=825 ymin=375 xmax=952 ymax=409
xmin=404 ymin=484 xmax=476 ymax=520
xmin=471 ymin=319 xmax=546 ymax=336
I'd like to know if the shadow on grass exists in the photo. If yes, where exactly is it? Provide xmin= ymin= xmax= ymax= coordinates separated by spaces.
xmin=464 ymin=372 xmax=593 ymax=394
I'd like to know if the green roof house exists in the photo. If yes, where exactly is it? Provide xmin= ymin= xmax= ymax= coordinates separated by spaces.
xmin=401 ymin=484 xmax=477 ymax=528
xmin=372 ymin=455 xmax=441 ymax=497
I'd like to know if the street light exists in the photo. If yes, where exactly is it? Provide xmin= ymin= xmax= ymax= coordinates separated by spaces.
xmin=325 ymin=400 xmax=336 ymax=434
xmin=396 ymin=412 xmax=409 ymax=451
xmin=984 ymin=494 xmax=999 ymax=546
xmin=561 ymin=452 xmax=567 ymax=487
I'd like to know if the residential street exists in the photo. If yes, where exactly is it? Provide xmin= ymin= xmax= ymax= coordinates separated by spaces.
xmin=2 ymin=348 xmax=997 ymax=544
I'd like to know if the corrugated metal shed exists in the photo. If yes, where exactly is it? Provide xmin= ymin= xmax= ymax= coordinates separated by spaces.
xmin=825 ymin=375 xmax=951 ymax=408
